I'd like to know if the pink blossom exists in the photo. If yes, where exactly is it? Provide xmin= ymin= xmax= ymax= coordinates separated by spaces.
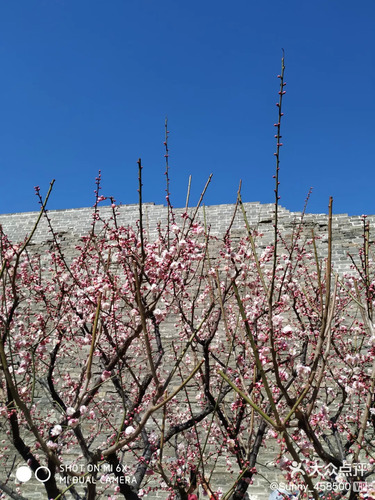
xmin=101 ymin=370 xmax=111 ymax=382
xmin=47 ymin=440 xmax=58 ymax=450
xmin=153 ymin=308 xmax=164 ymax=322
xmin=51 ymin=425 xmax=62 ymax=437
xmin=282 ymin=325 xmax=293 ymax=334
xmin=66 ymin=406 xmax=75 ymax=416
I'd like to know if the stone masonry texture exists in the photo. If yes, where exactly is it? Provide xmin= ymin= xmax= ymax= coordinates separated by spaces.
xmin=0 ymin=201 xmax=368 ymax=276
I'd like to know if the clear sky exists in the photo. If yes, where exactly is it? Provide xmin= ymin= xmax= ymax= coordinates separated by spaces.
xmin=1 ymin=1 xmax=374 ymax=216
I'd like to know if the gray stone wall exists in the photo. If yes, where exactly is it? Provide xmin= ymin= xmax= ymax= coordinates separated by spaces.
xmin=0 ymin=201 xmax=369 ymax=275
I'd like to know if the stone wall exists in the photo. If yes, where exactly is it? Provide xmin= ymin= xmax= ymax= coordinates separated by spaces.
xmin=0 ymin=201 xmax=369 ymax=275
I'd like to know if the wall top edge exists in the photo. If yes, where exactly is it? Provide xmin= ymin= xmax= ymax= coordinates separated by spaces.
xmin=0 ymin=201 xmax=357 ymax=218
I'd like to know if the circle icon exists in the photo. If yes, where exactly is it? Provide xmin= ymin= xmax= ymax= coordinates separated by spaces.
xmin=35 ymin=466 xmax=51 ymax=483
xmin=16 ymin=466 xmax=32 ymax=483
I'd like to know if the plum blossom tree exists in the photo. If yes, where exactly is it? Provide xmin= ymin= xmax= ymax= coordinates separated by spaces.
xmin=1 ymin=56 xmax=375 ymax=500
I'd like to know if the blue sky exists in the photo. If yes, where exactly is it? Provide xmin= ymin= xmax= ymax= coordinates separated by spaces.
xmin=0 ymin=1 xmax=374 ymax=216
